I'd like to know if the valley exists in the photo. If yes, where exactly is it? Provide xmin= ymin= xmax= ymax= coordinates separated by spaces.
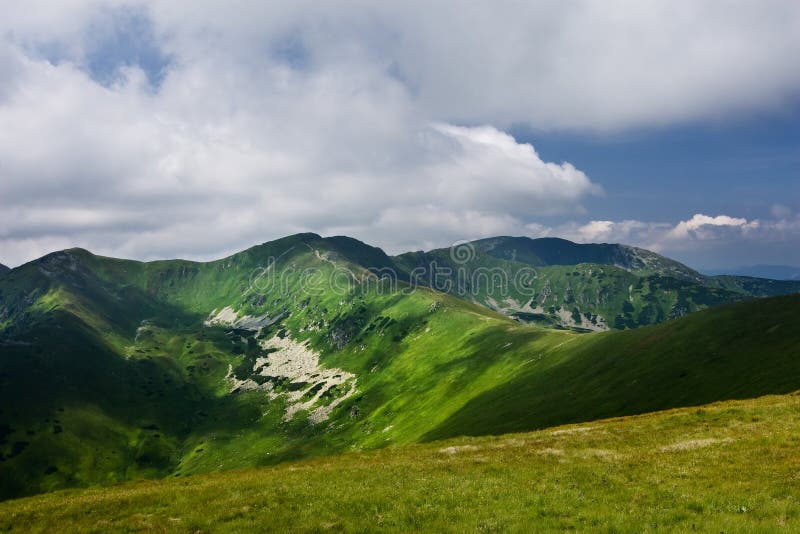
xmin=1 ymin=233 xmax=799 ymax=502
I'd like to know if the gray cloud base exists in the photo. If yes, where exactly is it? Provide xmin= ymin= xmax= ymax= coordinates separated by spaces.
xmin=1 ymin=1 xmax=799 ymax=267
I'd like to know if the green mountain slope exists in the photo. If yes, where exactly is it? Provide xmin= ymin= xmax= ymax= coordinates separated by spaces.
xmin=471 ymin=236 xmax=706 ymax=281
xmin=707 ymin=264 xmax=800 ymax=280
xmin=1 ymin=234 xmax=800 ymax=501
xmin=473 ymin=236 xmax=800 ymax=299
xmin=0 ymin=264 xmax=8 ymax=276
xmin=394 ymin=237 xmax=800 ymax=330
xmin=709 ymin=274 xmax=800 ymax=296
xmin=3 ymin=393 xmax=799 ymax=532
xmin=0 ymin=234 xmax=571 ymax=498
xmin=425 ymin=293 xmax=800 ymax=440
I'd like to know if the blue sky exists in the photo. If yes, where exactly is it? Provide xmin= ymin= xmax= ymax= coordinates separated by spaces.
xmin=512 ymin=110 xmax=800 ymax=220
xmin=516 ymin=110 xmax=800 ymax=222
xmin=1 ymin=1 xmax=799 ymax=270
xmin=511 ymin=108 xmax=800 ymax=268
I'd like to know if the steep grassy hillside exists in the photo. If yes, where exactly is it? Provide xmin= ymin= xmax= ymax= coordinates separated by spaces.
xmin=2 ymin=393 xmax=799 ymax=532
xmin=0 ymin=234 xmax=575 ymax=499
xmin=426 ymin=293 xmax=800 ymax=440
xmin=0 ymin=264 xmax=8 ymax=276
xmin=1 ymin=234 xmax=799 ymax=501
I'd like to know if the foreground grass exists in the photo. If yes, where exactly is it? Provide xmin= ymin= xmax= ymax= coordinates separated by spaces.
xmin=2 ymin=393 xmax=799 ymax=532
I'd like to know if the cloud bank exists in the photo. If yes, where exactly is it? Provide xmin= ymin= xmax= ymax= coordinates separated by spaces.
xmin=540 ymin=211 xmax=800 ymax=269
xmin=1 ymin=1 xmax=800 ymax=266
xmin=0 ymin=40 xmax=598 ymax=264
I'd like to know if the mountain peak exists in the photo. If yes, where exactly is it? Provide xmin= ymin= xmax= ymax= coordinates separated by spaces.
xmin=269 ymin=232 xmax=322 ymax=244
xmin=317 ymin=235 xmax=397 ymax=271
xmin=705 ymin=264 xmax=800 ymax=281
xmin=469 ymin=235 xmax=703 ymax=282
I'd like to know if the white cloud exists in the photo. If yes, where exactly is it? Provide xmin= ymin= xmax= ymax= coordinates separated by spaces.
xmin=1 ymin=2 xmax=800 ymax=266
xmin=0 ymin=33 xmax=599 ymax=265
xmin=535 ymin=219 xmax=667 ymax=250
xmin=667 ymin=214 xmax=759 ymax=240
xmin=572 ymin=220 xmax=616 ymax=242
xmin=3 ymin=1 xmax=799 ymax=128
xmin=771 ymin=204 xmax=793 ymax=219
xmin=534 ymin=214 xmax=800 ymax=268
xmin=424 ymin=124 xmax=600 ymax=217
xmin=143 ymin=0 xmax=800 ymax=130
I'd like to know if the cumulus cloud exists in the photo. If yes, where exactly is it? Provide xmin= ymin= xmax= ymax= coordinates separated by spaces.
xmin=142 ymin=0 xmax=800 ymax=129
xmin=0 ymin=27 xmax=599 ymax=266
xmin=536 ymin=213 xmax=800 ymax=268
xmin=1 ymin=2 xmax=800 ymax=266
xmin=424 ymin=124 xmax=600 ymax=217
xmin=771 ymin=204 xmax=793 ymax=219
xmin=666 ymin=214 xmax=759 ymax=240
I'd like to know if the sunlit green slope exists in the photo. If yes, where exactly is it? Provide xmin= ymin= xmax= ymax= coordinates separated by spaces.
xmin=2 ymin=393 xmax=799 ymax=532
xmin=394 ymin=236 xmax=800 ymax=330
xmin=0 ymin=234 xmax=573 ymax=498
xmin=1 ymin=233 xmax=799 ymax=501
xmin=425 ymin=293 xmax=800 ymax=440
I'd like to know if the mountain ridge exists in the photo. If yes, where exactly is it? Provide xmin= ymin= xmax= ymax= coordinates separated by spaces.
xmin=2 ymin=233 xmax=790 ymax=287
xmin=5 ymin=233 xmax=800 ymax=334
xmin=393 ymin=235 xmax=800 ymax=331
xmin=1 ymin=233 xmax=799 ymax=500
xmin=705 ymin=264 xmax=800 ymax=281
xmin=468 ymin=235 xmax=705 ymax=282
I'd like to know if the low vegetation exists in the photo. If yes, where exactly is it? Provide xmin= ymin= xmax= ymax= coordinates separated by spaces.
xmin=1 ymin=233 xmax=799 ymax=505
xmin=1 ymin=393 xmax=799 ymax=532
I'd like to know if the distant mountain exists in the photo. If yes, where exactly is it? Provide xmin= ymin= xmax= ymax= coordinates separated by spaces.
xmin=393 ymin=236 xmax=800 ymax=331
xmin=471 ymin=236 xmax=705 ymax=282
xmin=2 ymin=233 xmax=800 ymax=500
xmin=705 ymin=264 xmax=800 ymax=281
xmin=0 ymin=264 xmax=8 ymax=276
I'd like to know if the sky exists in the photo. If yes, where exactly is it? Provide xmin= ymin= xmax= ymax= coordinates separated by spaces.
xmin=1 ymin=1 xmax=799 ymax=271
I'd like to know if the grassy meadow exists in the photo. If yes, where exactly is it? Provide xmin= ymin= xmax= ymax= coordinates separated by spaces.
xmin=1 ymin=392 xmax=799 ymax=532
